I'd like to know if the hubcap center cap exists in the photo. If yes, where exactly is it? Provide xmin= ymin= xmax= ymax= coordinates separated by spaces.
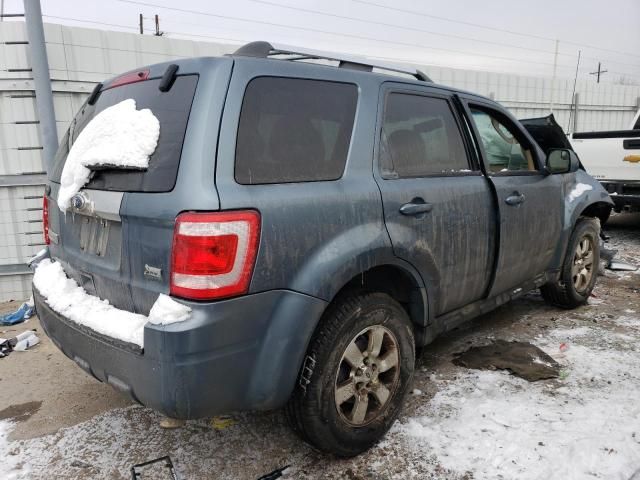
xmin=356 ymin=365 xmax=376 ymax=385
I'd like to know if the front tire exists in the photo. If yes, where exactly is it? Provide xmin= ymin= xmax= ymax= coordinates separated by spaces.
xmin=541 ymin=217 xmax=600 ymax=309
xmin=286 ymin=292 xmax=415 ymax=457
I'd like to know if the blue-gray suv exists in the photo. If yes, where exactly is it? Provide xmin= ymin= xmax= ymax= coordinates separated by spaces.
xmin=34 ymin=41 xmax=613 ymax=456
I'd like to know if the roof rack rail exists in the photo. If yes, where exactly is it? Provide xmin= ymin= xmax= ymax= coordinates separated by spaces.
xmin=232 ymin=41 xmax=432 ymax=83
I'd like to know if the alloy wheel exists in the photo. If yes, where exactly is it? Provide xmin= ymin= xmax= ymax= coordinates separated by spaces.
xmin=334 ymin=325 xmax=400 ymax=426
xmin=572 ymin=236 xmax=594 ymax=293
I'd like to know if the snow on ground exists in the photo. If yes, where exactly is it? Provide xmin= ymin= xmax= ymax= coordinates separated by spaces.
xmin=393 ymin=321 xmax=640 ymax=480
xmin=57 ymin=98 xmax=159 ymax=211
xmin=3 ymin=314 xmax=640 ymax=479
xmin=33 ymin=260 xmax=190 ymax=347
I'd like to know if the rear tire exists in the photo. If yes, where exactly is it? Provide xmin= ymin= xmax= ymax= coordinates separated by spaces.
xmin=541 ymin=217 xmax=600 ymax=309
xmin=285 ymin=292 xmax=415 ymax=457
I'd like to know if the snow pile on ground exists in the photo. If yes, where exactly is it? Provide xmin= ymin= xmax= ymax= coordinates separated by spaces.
xmin=393 ymin=324 xmax=640 ymax=480
xmin=0 ymin=421 xmax=25 ymax=480
xmin=57 ymin=99 xmax=160 ymax=211
xmin=2 ymin=317 xmax=640 ymax=479
xmin=33 ymin=260 xmax=190 ymax=347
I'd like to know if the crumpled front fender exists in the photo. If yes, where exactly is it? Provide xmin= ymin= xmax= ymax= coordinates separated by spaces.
xmin=564 ymin=170 xmax=613 ymax=230
xmin=549 ymin=170 xmax=613 ymax=272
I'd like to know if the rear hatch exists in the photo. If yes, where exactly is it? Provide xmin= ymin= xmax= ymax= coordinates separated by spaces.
xmin=45 ymin=60 xmax=223 ymax=315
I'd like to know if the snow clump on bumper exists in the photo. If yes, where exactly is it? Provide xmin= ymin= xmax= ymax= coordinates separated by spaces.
xmin=33 ymin=259 xmax=190 ymax=347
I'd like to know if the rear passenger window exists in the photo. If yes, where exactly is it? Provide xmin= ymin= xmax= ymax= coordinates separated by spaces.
xmin=381 ymin=93 xmax=469 ymax=178
xmin=235 ymin=77 xmax=358 ymax=184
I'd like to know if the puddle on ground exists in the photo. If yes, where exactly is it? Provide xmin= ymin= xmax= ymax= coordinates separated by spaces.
xmin=0 ymin=401 xmax=42 ymax=422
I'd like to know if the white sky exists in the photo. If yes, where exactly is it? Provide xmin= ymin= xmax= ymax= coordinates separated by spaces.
xmin=3 ymin=0 xmax=640 ymax=83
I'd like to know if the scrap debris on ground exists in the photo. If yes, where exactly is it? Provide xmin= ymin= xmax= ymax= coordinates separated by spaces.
xmin=130 ymin=455 xmax=178 ymax=480
xmin=0 ymin=214 xmax=639 ymax=479
xmin=0 ymin=330 xmax=40 ymax=358
xmin=0 ymin=299 xmax=34 ymax=326
xmin=452 ymin=339 xmax=561 ymax=381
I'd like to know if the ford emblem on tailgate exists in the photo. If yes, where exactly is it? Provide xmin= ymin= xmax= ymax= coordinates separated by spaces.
xmin=71 ymin=193 xmax=87 ymax=210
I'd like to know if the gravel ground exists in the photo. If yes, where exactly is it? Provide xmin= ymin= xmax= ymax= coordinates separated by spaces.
xmin=1 ymin=213 xmax=639 ymax=480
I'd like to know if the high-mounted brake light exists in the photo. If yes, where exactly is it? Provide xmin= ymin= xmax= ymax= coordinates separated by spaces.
xmin=170 ymin=211 xmax=261 ymax=300
xmin=105 ymin=69 xmax=150 ymax=90
xmin=42 ymin=195 xmax=50 ymax=245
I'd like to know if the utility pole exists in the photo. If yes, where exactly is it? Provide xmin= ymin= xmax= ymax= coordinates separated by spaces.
xmin=566 ymin=50 xmax=581 ymax=133
xmin=589 ymin=62 xmax=608 ymax=83
xmin=139 ymin=13 xmax=143 ymax=34
xmin=154 ymin=14 xmax=163 ymax=36
xmin=550 ymin=39 xmax=559 ymax=113
xmin=23 ymin=0 xmax=58 ymax=175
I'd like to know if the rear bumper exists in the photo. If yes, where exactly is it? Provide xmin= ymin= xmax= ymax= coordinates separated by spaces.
xmin=34 ymin=287 xmax=327 ymax=419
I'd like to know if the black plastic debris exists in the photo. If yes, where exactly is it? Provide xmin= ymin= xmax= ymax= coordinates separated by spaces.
xmin=257 ymin=465 xmax=290 ymax=480
xmin=131 ymin=456 xmax=178 ymax=480
xmin=453 ymin=340 xmax=560 ymax=381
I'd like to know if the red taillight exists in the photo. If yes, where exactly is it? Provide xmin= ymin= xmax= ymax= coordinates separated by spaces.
xmin=105 ymin=69 xmax=150 ymax=90
xmin=170 ymin=211 xmax=261 ymax=300
xmin=42 ymin=195 xmax=50 ymax=245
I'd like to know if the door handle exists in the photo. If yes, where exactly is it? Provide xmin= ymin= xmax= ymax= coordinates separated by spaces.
xmin=505 ymin=193 xmax=525 ymax=206
xmin=399 ymin=200 xmax=433 ymax=216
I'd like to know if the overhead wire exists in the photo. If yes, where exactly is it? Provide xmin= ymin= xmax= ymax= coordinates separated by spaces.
xmin=352 ymin=0 xmax=640 ymax=60
xmin=108 ymin=0 xmax=578 ymax=71
xmin=246 ymin=0 xmax=640 ymax=70
xmin=41 ymin=4 xmax=640 ymax=81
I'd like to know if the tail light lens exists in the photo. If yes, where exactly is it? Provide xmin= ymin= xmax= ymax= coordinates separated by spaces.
xmin=170 ymin=211 xmax=261 ymax=300
xmin=42 ymin=195 xmax=50 ymax=245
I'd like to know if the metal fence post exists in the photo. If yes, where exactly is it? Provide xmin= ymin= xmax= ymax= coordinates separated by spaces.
xmin=23 ymin=0 xmax=58 ymax=175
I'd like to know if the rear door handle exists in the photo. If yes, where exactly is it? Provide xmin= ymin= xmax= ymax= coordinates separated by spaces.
xmin=399 ymin=200 xmax=433 ymax=216
xmin=505 ymin=193 xmax=525 ymax=206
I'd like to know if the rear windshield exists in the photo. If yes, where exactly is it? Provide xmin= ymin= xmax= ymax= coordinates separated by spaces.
xmin=51 ymin=75 xmax=198 ymax=192
xmin=235 ymin=77 xmax=358 ymax=184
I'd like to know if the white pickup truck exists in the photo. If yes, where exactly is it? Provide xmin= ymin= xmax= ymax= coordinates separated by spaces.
xmin=522 ymin=110 xmax=640 ymax=215
xmin=571 ymin=109 xmax=640 ymax=214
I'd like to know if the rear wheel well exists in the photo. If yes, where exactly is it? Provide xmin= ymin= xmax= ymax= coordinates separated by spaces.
xmin=580 ymin=201 xmax=611 ymax=225
xmin=334 ymin=265 xmax=426 ymax=329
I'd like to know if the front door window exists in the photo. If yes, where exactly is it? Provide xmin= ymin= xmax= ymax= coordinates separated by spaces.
xmin=470 ymin=109 xmax=536 ymax=173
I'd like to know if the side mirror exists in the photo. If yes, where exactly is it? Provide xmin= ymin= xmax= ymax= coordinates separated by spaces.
xmin=546 ymin=148 xmax=580 ymax=174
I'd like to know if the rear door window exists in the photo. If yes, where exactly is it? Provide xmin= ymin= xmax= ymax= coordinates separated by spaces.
xmin=380 ymin=93 xmax=470 ymax=178
xmin=51 ymin=75 xmax=198 ymax=192
xmin=235 ymin=77 xmax=358 ymax=184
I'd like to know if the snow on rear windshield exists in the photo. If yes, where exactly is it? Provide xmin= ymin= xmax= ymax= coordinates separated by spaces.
xmin=57 ymin=99 xmax=160 ymax=211
xmin=51 ymin=75 xmax=198 ymax=195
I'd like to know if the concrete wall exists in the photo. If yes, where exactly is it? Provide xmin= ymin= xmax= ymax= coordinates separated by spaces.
xmin=1 ymin=21 xmax=639 ymax=302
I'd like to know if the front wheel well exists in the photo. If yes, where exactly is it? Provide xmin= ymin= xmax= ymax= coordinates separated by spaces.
xmin=333 ymin=265 xmax=426 ymax=329
xmin=579 ymin=201 xmax=612 ymax=225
